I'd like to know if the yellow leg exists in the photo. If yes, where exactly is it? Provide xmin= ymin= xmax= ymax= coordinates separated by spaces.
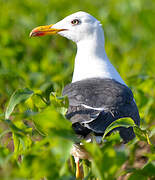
xmin=76 ymin=160 xmax=80 ymax=179
xmin=75 ymin=157 xmax=83 ymax=179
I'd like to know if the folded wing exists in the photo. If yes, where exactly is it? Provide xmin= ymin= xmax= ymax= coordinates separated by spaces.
xmin=63 ymin=78 xmax=140 ymax=143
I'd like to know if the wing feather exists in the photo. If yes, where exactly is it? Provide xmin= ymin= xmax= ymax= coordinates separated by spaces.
xmin=63 ymin=78 xmax=140 ymax=142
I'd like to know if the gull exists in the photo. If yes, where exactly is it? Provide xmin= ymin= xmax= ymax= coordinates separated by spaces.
xmin=30 ymin=11 xmax=140 ymax=178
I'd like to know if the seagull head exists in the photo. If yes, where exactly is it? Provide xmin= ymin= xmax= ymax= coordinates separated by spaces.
xmin=30 ymin=11 xmax=102 ymax=43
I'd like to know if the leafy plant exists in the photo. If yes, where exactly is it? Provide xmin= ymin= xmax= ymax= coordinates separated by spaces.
xmin=0 ymin=0 xmax=155 ymax=179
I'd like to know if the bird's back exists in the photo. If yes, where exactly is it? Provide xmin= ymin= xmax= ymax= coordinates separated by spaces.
xmin=63 ymin=78 xmax=140 ymax=143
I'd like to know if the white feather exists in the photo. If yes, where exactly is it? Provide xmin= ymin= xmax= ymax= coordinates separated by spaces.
xmin=54 ymin=11 xmax=125 ymax=85
xmin=81 ymin=104 xmax=105 ymax=111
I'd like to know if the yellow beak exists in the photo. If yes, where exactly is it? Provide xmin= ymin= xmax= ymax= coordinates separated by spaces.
xmin=30 ymin=24 xmax=67 ymax=37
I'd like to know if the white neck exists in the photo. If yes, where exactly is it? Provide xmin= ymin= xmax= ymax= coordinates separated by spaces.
xmin=72 ymin=26 xmax=125 ymax=85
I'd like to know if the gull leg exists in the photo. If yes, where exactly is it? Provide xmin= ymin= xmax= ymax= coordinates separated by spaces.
xmin=75 ymin=157 xmax=82 ymax=179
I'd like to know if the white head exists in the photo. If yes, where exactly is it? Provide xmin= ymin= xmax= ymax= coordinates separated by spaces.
xmin=30 ymin=11 xmax=125 ymax=85
xmin=53 ymin=11 xmax=102 ymax=43
xmin=30 ymin=11 xmax=103 ymax=43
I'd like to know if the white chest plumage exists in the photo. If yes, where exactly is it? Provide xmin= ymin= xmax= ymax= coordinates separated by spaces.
xmin=72 ymin=27 xmax=125 ymax=85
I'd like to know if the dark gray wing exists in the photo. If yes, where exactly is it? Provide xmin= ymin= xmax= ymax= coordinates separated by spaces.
xmin=63 ymin=78 xmax=140 ymax=143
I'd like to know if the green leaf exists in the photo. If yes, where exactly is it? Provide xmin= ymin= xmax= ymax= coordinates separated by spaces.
xmin=128 ymin=162 xmax=155 ymax=180
xmin=12 ymin=133 xmax=20 ymax=158
xmin=5 ymin=88 xmax=34 ymax=119
xmin=142 ymin=162 xmax=155 ymax=177
xmin=133 ymin=126 xmax=148 ymax=143
xmin=5 ymin=119 xmax=25 ymax=136
xmin=103 ymin=118 xmax=136 ymax=138
xmin=32 ymin=106 xmax=77 ymax=142
xmin=84 ymin=141 xmax=127 ymax=179
xmin=0 ymin=129 xmax=11 ymax=139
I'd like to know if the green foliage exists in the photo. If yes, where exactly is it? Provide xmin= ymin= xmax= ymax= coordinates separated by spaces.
xmin=5 ymin=88 xmax=34 ymax=119
xmin=0 ymin=0 xmax=155 ymax=179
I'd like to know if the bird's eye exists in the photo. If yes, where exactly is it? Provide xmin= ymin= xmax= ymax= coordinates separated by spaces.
xmin=71 ymin=19 xmax=80 ymax=25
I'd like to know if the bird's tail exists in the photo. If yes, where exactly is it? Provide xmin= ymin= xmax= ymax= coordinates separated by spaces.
xmin=105 ymin=126 xmax=136 ymax=143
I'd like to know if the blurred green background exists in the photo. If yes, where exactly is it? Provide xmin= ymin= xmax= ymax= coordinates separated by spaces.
xmin=0 ymin=0 xmax=155 ymax=179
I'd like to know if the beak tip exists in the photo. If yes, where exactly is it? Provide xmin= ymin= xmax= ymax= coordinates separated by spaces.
xmin=29 ymin=31 xmax=33 ymax=37
xmin=29 ymin=29 xmax=37 ymax=37
xmin=29 ymin=24 xmax=66 ymax=38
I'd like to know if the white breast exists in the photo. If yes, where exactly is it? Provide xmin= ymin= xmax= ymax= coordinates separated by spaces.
xmin=72 ymin=39 xmax=125 ymax=85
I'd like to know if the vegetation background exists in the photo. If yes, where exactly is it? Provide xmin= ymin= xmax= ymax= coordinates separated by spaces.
xmin=0 ymin=0 xmax=155 ymax=179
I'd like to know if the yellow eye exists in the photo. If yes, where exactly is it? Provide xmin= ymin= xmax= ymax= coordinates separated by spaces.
xmin=71 ymin=19 xmax=80 ymax=25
